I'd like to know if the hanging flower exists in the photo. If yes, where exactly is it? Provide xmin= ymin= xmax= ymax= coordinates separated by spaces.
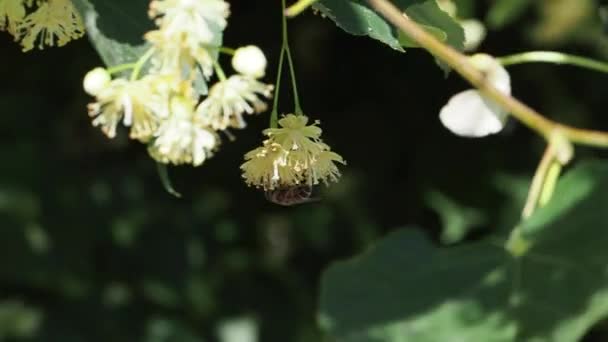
xmin=241 ymin=113 xmax=345 ymax=190
xmin=17 ymin=0 xmax=85 ymax=51
xmin=196 ymin=75 xmax=273 ymax=130
xmin=439 ymin=54 xmax=511 ymax=137
xmin=263 ymin=114 xmax=324 ymax=155
xmin=148 ymin=96 xmax=219 ymax=166
xmin=86 ymin=75 xmax=170 ymax=142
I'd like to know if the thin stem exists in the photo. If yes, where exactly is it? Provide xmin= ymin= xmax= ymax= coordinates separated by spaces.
xmin=285 ymin=48 xmax=303 ymax=115
xmin=156 ymin=162 xmax=182 ymax=198
xmin=270 ymin=47 xmax=286 ymax=128
xmin=282 ymin=0 xmax=304 ymax=115
xmin=212 ymin=58 xmax=227 ymax=81
xmin=498 ymin=51 xmax=608 ymax=74
xmin=522 ymin=145 xmax=555 ymax=219
xmin=285 ymin=0 xmax=319 ymax=17
xmin=219 ymin=46 xmax=236 ymax=55
xmin=538 ymin=161 xmax=562 ymax=207
xmin=107 ymin=63 xmax=135 ymax=75
xmin=130 ymin=48 xmax=155 ymax=81
xmin=366 ymin=0 xmax=608 ymax=149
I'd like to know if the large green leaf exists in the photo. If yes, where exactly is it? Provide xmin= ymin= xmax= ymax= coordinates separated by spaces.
xmin=320 ymin=160 xmax=608 ymax=341
xmin=314 ymin=0 xmax=464 ymax=52
xmin=71 ymin=0 xmax=153 ymax=67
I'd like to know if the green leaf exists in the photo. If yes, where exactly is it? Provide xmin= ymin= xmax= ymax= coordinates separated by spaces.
xmin=404 ymin=0 xmax=464 ymax=51
xmin=71 ymin=0 xmax=153 ymax=67
xmin=424 ymin=190 xmax=485 ymax=244
xmin=320 ymin=160 xmax=608 ymax=341
xmin=486 ymin=0 xmax=532 ymax=29
xmin=314 ymin=0 xmax=464 ymax=52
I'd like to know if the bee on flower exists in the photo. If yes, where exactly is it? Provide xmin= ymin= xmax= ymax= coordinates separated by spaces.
xmin=241 ymin=114 xmax=346 ymax=195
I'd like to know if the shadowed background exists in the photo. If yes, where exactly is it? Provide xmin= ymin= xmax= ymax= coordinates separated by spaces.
xmin=1 ymin=0 xmax=608 ymax=341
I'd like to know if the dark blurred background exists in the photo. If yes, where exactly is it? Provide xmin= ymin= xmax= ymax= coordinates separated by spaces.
xmin=2 ymin=0 xmax=608 ymax=341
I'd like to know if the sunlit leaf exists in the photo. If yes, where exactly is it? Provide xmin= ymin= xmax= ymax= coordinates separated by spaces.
xmin=320 ymin=160 xmax=608 ymax=341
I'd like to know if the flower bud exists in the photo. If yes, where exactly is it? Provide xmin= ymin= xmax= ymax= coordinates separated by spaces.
xmin=83 ymin=67 xmax=111 ymax=96
xmin=439 ymin=54 xmax=511 ymax=137
xmin=232 ymin=45 xmax=267 ymax=78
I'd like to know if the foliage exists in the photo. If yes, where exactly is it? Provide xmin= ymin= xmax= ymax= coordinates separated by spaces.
xmin=3 ymin=0 xmax=608 ymax=341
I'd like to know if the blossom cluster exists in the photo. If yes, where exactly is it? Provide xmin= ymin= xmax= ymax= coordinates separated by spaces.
xmin=241 ymin=114 xmax=345 ymax=190
xmin=0 ymin=0 xmax=85 ymax=51
xmin=84 ymin=0 xmax=273 ymax=167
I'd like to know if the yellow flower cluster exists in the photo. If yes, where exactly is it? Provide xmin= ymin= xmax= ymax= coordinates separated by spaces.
xmin=0 ymin=0 xmax=84 ymax=51
xmin=84 ymin=0 xmax=273 ymax=167
xmin=241 ymin=114 xmax=346 ymax=190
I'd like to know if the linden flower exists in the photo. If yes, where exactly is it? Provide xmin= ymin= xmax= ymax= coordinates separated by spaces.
xmin=196 ymin=75 xmax=273 ymax=130
xmin=145 ymin=29 xmax=216 ymax=78
xmin=241 ymin=141 xmax=293 ymax=189
xmin=264 ymin=114 xmax=324 ymax=155
xmin=0 ymin=0 xmax=28 ymax=36
xmin=148 ymin=96 xmax=219 ymax=166
xmin=145 ymin=0 xmax=230 ymax=79
xmin=17 ymin=0 xmax=85 ymax=51
xmin=241 ymin=114 xmax=345 ymax=190
xmin=439 ymin=54 xmax=511 ymax=137
xmin=232 ymin=45 xmax=267 ymax=79
xmin=87 ymin=75 xmax=170 ymax=142
xmin=149 ymin=0 xmax=229 ymax=45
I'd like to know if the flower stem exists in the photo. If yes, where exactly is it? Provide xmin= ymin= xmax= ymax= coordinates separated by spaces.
xmin=219 ymin=46 xmax=236 ymax=55
xmin=270 ymin=47 xmax=286 ymax=128
xmin=365 ymin=0 xmax=608 ymax=149
xmin=285 ymin=0 xmax=319 ymax=17
xmin=130 ymin=48 xmax=155 ymax=81
xmin=281 ymin=0 xmax=304 ymax=115
xmin=107 ymin=63 xmax=136 ymax=75
xmin=538 ymin=161 xmax=562 ymax=207
xmin=498 ymin=51 xmax=608 ymax=74
xmin=522 ymin=145 xmax=556 ymax=219
xmin=212 ymin=58 xmax=227 ymax=81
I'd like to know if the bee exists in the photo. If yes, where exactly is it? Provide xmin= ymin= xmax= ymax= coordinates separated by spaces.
xmin=264 ymin=185 xmax=319 ymax=206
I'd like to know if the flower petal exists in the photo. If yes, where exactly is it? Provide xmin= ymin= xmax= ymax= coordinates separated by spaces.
xmin=439 ymin=89 xmax=508 ymax=137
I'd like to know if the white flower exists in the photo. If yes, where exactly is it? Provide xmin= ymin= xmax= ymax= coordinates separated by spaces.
xmin=149 ymin=0 xmax=229 ymax=45
xmin=439 ymin=54 xmax=510 ymax=137
xmin=87 ymin=75 xmax=170 ymax=141
xmin=83 ymin=67 xmax=111 ymax=96
xmin=232 ymin=45 xmax=267 ymax=78
xmin=196 ymin=75 xmax=273 ymax=130
xmin=145 ymin=0 xmax=229 ymax=78
xmin=148 ymin=96 xmax=218 ymax=166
